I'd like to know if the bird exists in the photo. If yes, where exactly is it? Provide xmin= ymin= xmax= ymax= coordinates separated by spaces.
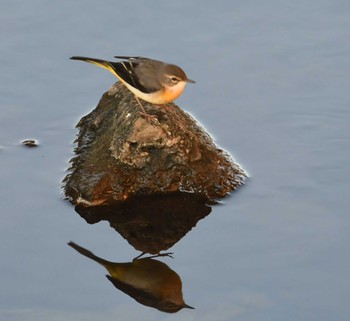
xmin=70 ymin=55 xmax=195 ymax=118
xmin=68 ymin=241 xmax=194 ymax=313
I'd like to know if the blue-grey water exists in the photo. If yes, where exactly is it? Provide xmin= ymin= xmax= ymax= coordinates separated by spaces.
xmin=1 ymin=1 xmax=349 ymax=320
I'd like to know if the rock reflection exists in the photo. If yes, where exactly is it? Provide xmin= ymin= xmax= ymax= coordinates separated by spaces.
xmin=74 ymin=192 xmax=213 ymax=254
xmin=68 ymin=242 xmax=194 ymax=313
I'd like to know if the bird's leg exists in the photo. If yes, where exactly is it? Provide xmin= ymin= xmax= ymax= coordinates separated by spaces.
xmin=134 ymin=96 xmax=158 ymax=120
xmin=133 ymin=252 xmax=146 ymax=260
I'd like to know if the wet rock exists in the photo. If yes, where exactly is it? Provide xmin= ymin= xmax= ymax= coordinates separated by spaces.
xmin=63 ymin=82 xmax=245 ymax=206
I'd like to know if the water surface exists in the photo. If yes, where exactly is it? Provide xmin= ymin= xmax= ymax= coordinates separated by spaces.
xmin=1 ymin=1 xmax=349 ymax=320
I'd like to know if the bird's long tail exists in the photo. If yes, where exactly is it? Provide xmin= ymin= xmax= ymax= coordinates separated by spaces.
xmin=68 ymin=241 xmax=111 ymax=266
xmin=70 ymin=56 xmax=118 ymax=77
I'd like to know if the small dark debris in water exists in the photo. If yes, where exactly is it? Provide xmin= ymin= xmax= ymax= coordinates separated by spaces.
xmin=21 ymin=139 xmax=39 ymax=147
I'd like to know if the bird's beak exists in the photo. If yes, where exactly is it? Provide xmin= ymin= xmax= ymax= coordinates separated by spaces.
xmin=184 ymin=303 xmax=195 ymax=309
xmin=187 ymin=78 xmax=196 ymax=84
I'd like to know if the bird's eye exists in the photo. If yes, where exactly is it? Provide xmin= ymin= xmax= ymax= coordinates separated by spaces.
xmin=171 ymin=77 xmax=179 ymax=83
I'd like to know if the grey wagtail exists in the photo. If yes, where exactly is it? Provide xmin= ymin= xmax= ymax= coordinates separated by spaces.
xmin=68 ymin=242 xmax=194 ymax=313
xmin=70 ymin=56 xmax=195 ymax=118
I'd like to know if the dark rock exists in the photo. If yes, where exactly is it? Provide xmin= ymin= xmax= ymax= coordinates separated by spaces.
xmin=64 ymin=82 xmax=246 ymax=253
xmin=63 ymin=82 xmax=245 ymax=206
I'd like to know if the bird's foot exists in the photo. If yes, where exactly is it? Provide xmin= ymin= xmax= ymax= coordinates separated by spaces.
xmin=133 ymin=252 xmax=174 ymax=261
xmin=152 ymin=252 xmax=174 ymax=259
xmin=139 ymin=110 xmax=159 ymax=121
xmin=159 ymin=104 xmax=172 ymax=112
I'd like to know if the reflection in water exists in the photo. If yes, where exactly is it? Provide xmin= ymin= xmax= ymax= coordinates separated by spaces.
xmin=74 ymin=192 xmax=213 ymax=254
xmin=68 ymin=242 xmax=194 ymax=313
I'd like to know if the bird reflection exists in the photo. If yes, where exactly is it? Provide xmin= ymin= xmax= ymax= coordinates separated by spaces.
xmin=68 ymin=242 xmax=194 ymax=313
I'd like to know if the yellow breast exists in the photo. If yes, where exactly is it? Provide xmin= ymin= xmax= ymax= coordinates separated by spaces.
xmin=122 ymin=80 xmax=187 ymax=105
